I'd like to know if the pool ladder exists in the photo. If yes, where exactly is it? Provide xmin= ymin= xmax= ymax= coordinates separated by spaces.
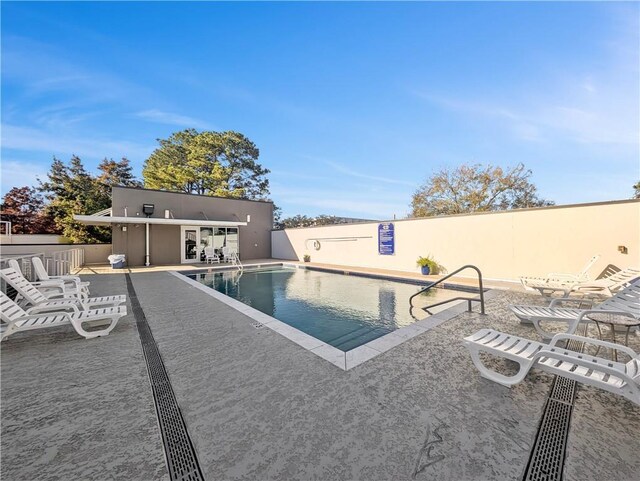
xmin=409 ymin=264 xmax=486 ymax=316
xmin=230 ymin=252 xmax=243 ymax=272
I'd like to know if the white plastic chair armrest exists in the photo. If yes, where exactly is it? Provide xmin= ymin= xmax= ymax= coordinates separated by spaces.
xmin=549 ymin=297 xmax=594 ymax=308
xmin=547 ymin=273 xmax=579 ymax=280
xmin=573 ymin=283 xmax=606 ymax=291
xmin=51 ymin=275 xmax=83 ymax=282
xmin=535 ymin=349 xmax=637 ymax=384
xmin=549 ymin=333 xmax=639 ymax=359
xmin=43 ymin=289 xmax=82 ymax=300
xmin=32 ymin=279 xmax=65 ymax=288
xmin=577 ymin=309 xmax=639 ymax=323
xmin=26 ymin=303 xmax=80 ymax=315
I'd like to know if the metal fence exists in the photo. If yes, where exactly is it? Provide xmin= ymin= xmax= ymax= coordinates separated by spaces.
xmin=0 ymin=253 xmax=46 ymax=282
xmin=49 ymin=248 xmax=85 ymax=277
xmin=0 ymin=248 xmax=85 ymax=297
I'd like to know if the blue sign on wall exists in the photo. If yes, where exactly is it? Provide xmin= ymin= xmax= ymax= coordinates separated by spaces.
xmin=378 ymin=222 xmax=395 ymax=255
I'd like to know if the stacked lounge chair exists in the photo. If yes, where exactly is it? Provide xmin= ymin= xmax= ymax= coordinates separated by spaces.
xmin=510 ymin=279 xmax=640 ymax=340
xmin=31 ymin=256 xmax=90 ymax=296
xmin=520 ymin=255 xmax=600 ymax=286
xmin=1 ymin=291 xmax=125 ymax=340
xmin=520 ymin=267 xmax=640 ymax=298
xmin=0 ymin=267 xmax=125 ymax=313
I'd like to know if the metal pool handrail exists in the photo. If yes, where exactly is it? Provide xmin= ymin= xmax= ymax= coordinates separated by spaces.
xmin=409 ymin=264 xmax=486 ymax=315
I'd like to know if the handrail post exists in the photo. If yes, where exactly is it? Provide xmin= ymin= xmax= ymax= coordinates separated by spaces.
xmin=409 ymin=264 xmax=486 ymax=315
xmin=477 ymin=268 xmax=485 ymax=315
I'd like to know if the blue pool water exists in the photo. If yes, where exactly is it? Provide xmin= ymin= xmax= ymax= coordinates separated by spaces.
xmin=186 ymin=266 xmax=466 ymax=352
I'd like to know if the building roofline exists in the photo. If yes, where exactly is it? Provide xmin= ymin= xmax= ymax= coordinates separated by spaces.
xmin=272 ymin=198 xmax=640 ymax=231
xmin=74 ymin=214 xmax=247 ymax=227
xmin=112 ymin=185 xmax=274 ymax=205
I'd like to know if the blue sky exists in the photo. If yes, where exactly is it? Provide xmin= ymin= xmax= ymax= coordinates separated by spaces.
xmin=2 ymin=1 xmax=638 ymax=219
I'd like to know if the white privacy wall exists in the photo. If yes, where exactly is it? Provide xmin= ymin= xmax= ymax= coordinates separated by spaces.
xmin=271 ymin=200 xmax=640 ymax=281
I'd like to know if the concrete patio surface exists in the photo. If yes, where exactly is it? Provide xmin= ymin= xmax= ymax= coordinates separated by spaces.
xmin=1 ymin=271 xmax=638 ymax=480
xmin=1 ymin=274 xmax=168 ymax=481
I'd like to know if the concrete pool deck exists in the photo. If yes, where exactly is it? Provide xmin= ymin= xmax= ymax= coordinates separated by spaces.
xmin=1 ymin=271 xmax=639 ymax=480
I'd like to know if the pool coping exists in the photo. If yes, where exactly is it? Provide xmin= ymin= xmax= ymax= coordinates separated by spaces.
xmin=170 ymin=265 xmax=494 ymax=371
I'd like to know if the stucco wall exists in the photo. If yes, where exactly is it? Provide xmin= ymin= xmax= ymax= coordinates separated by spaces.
xmin=271 ymin=200 xmax=640 ymax=281
xmin=0 ymin=234 xmax=64 ymax=244
xmin=1 ymin=244 xmax=113 ymax=265
xmin=111 ymin=186 xmax=273 ymax=265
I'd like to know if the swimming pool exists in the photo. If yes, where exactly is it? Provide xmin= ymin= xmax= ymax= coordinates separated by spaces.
xmin=185 ymin=266 xmax=471 ymax=352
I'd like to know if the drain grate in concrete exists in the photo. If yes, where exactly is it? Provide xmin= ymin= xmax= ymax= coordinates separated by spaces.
xmin=523 ymin=337 xmax=583 ymax=481
xmin=126 ymin=274 xmax=205 ymax=481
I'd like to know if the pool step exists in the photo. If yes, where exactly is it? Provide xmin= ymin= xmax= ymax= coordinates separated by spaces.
xmin=329 ymin=325 xmax=391 ymax=351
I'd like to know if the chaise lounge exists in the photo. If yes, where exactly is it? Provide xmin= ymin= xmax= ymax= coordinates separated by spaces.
xmin=520 ymin=267 xmax=640 ymax=298
xmin=520 ymin=255 xmax=600 ymax=287
xmin=463 ymin=328 xmax=640 ymax=404
xmin=31 ymin=256 xmax=90 ymax=295
xmin=510 ymin=280 xmax=640 ymax=340
xmin=0 ymin=267 xmax=126 ymax=312
xmin=1 ymin=291 xmax=126 ymax=340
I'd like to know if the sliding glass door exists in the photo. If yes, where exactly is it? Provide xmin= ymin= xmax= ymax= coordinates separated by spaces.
xmin=181 ymin=226 xmax=240 ymax=263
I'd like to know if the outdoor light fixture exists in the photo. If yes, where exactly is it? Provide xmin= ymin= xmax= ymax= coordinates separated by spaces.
xmin=122 ymin=226 xmax=127 ymax=232
xmin=247 ymin=214 xmax=251 ymax=223
xmin=618 ymin=245 xmax=628 ymax=254
xmin=142 ymin=203 xmax=155 ymax=217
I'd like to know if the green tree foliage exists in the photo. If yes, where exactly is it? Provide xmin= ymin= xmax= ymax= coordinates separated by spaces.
xmin=280 ymin=214 xmax=315 ymax=229
xmin=410 ymin=163 xmax=553 ymax=217
xmin=633 ymin=181 xmax=640 ymax=199
xmin=39 ymin=156 xmax=140 ymax=243
xmin=0 ymin=186 xmax=58 ymax=234
xmin=95 ymin=157 xmax=142 ymax=207
xmin=275 ymin=214 xmax=350 ymax=229
xmin=142 ymin=129 xmax=270 ymax=199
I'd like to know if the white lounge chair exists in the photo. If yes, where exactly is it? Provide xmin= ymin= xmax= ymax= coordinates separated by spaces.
xmin=6 ymin=259 xmax=68 ymax=296
xmin=0 ymin=268 xmax=125 ymax=312
xmin=31 ymin=256 xmax=90 ymax=295
xmin=521 ymin=267 xmax=640 ymax=298
xmin=203 ymin=246 xmax=220 ymax=264
xmin=520 ymin=255 xmax=600 ymax=286
xmin=510 ymin=280 xmax=640 ymax=340
xmin=1 ymin=291 xmax=126 ymax=340
xmin=222 ymin=246 xmax=240 ymax=265
xmin=463 ymin=329 xmax=640 ymax=405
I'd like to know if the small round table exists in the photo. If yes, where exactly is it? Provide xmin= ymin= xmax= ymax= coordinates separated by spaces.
xmin=586 ymin=312 xmax=640 ymax=362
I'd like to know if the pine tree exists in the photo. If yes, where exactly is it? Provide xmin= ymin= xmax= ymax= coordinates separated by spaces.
xmin=143 ymin=129 xmax=270 ymax=199
xmin=39 ymin=156 xmax=141 ymax=243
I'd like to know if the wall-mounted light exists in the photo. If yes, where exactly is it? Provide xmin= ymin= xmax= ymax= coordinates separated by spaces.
xmin=143 ymin=203 xmax=155 ymax=217
xmin=246 ymin=214 xmax=251 ymax=223
xmin=618 ymin=245 xmax=628 ymax=254
xmin=122 ymin=226 xmax=127 ymax=232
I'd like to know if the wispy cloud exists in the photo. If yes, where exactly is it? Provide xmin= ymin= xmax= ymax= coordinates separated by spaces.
xmin=414 ymin=86 xmax=638 ymax=146
xmin=0 ymin=160 xmax=48 ymax=195
xmin=1 ymin=124 xmax=155 ymax=160
xmin=3 ymin=37 xmax=148 ymax=107
xmin=272 ymin=185 xmax=409 ymax=219
xmin=324 ymin=160 xmax=415 ymax=187
xmin=411 ymin=10 xmax=639 ymax=148
xmin=134 ymin=109 xmax=212 ymax=130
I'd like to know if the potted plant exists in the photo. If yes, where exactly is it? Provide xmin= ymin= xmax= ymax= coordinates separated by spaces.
xmin=417 ymin=256 xmax=439 ymax=275
xmin=303 ymin=254 xmax=311 ymax=263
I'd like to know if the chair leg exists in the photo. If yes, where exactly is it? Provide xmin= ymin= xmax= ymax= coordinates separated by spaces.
xmin=71 ymin=315 xmax=121 ymax=339
xmin=467 ymin=346 xmax=533 ymax=387
xmin=531 ymin=319 xmax=554 ymax=341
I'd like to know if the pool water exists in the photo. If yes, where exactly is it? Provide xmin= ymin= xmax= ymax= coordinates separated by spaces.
xmin=186 ymin=267 xmax=467 ymax=352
